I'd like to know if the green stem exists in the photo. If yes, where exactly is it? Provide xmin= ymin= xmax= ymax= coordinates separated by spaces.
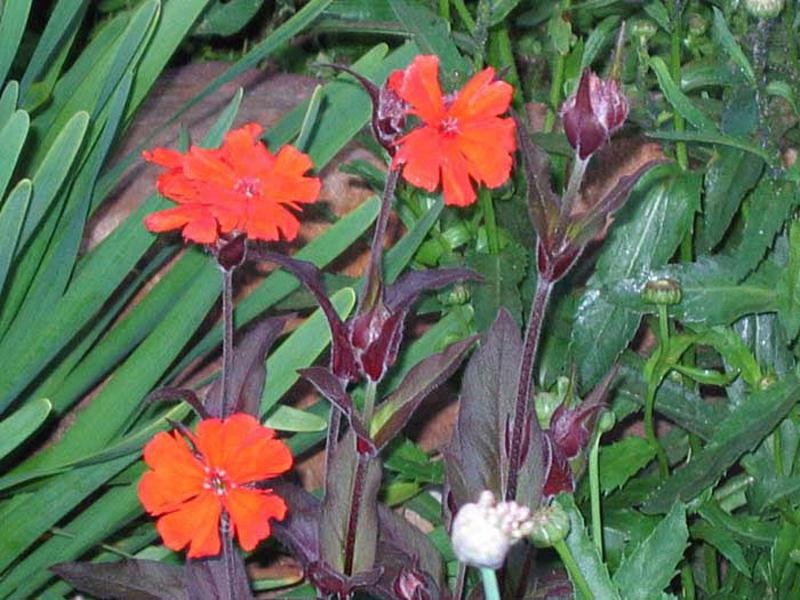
xmin=657 ymin=304 xmax=670 ymax=348
xmin=479 ymin=568 xmax=501 ymax=600
xmin=491 ymin=24 xmax=523 ymax=107
xmin=438 ymin=0 xmax=450 ymax=20
xmin=704 ymin=544 xmax=719 ymax=593
xmin=479 ymin=188 xmax=500 ymax=254
xmin=681 ymin=562 xmax=696 ymax=600
xmin=544 ymin=0 xmax=572 ymax=132
xmin=554 ymin=539 xmax=593 ymax=599
xmin=670 ymin=1 xmax=688 ymax=170
xmin=589 ymin=430 xmax=603 ymax=558
xmin=362 ymin=379 xmax=378 ymax=430
xmin=451 ymin=0 xmax=476 ymax=34
xmin=645 ymin=379 xmax=669 ymax=478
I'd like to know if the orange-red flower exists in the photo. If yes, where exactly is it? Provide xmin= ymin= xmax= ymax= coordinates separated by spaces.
xmin=138 ymin=413 xmax=292 ymax=558
xmin=143 ymin=123 xmax=321 ymax=244
xmin=388 ymin=55 xmax=516 ymax=207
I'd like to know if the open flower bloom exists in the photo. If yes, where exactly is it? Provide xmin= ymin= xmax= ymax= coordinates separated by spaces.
xmin=388 ymin=55 xmax=516 ymax=207
xmin=143 ymin=123 xmax=321 ymax=244
xmin=138 ymin=413 xmax=292 ymax=558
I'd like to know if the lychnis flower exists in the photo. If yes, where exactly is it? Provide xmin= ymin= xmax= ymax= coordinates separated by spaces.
xmin=138 ymin=413 xmax=292 ymax=558
xmin=389 ymin=55 xmax=516 ymax=207
xmin=143 ymin=123 xmax=321 ymax=244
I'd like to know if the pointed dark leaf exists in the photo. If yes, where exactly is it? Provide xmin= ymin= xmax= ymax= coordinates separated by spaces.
xmin=299 ymin=366 xmax=374 ymax=452
xmin=146 ymin=387 xmax=208 ymax=419
xmin=378 ymin=505 xmax=444 ymax=588
xmin=368 ymin=541 xmax=442 ymax=600
xmin=542 ymin=433 xmax=574 ymax=497
xmin=254 ymin=249 xmax=359 ymax=380
xmin=320 ymin=432 xmax=382 ymax=575
xmin=270 ymin=482 xmax=321 ymax=569
xmin=568 ymin=159 xmax=666 ymax=250
xmin=50 ymin=559 xmax=189 ymax=600
xmin=205 ymin=315 xmax=291 ymax=418
xmin=446 ymin=309 xmax=522 ymax=506
xmin=384 ymin=267 xmax=481 ymax=313
xmin=186 ymin=534 xmax=253 ymax=600
xmin=372 ymin=335 xmax=478 ymax=450
xmin=513 ymin=110 xmax=560 ymax=249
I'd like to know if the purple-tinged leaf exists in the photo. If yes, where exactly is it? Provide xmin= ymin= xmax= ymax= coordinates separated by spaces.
xmin=567 ymin=159 xmax=666 ymax=250
xmin=270 ymin=482 xmax=321 ymax=569
xmin=378 ymin=505 xmax=444 ymax=588
xmin=368 ymin=543 xmax=442 ymax=600
xmin=446 ymin=309 xmax=522 ymax=507
xmin=299 ymin=366 xmax=375 ymax=455
xmin=513 ymin=111 xmax=560 ymax=249
xmin=205 ymin=315 xmax=291 ymax=418
xmin=146 ymin=387 xmax=208 ymax=419
xmin=254 ymin=250 xmax=360 ymax=381
xmin=186 ymin=533 xmax=253 ymax=600
xmin=50 ymin=559 xmax=188 ymax=600
xmin=384 ymin=267 xmax=481 ymax=313
xmin=320 ymin=431 xmax=382 ymax=576
xmin=372 ymin=335 xmax=478 ymax=450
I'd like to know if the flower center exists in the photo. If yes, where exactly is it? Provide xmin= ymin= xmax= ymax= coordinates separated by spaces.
xmin=203 ymin=467 xmax=236 ymax=497
xmin=438 ymin=116 xmax=460 ymax=137
xmin=234 ymin=176 xmax=261 ymax=198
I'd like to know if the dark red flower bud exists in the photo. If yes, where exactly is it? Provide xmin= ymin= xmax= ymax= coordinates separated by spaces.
xmin=214 ymin=233 xmax=247 ymax=271
xmin=349 ymin=303 xmax=404 ymax=382
xmin=549 ymin=401 xmax=603 ymax=459
xmin=560 ymin=69 xmax=629 ymax=159
xmin=542 ymin=433 xmax=574 ymax=498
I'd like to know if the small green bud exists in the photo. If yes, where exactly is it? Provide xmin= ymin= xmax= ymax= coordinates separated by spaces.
xmin=687 ymin=13 xmax=709 ymax=37
xmin=759 ymin=373 xmax=777 ymax=390
xmin=440 ymin=283 xmax=470 ymax=306
xmin=629 ymin=19 xmax=658 ymax=43
xmin=597 ymin=409 xmax=616 ymax=434
xmin=529 ymin=502 xmax=571 ymax=548
xmin=642 ymin=278 xmax=682 ymax=306
xmin=744 ymin=0 xmax=784 ymax=19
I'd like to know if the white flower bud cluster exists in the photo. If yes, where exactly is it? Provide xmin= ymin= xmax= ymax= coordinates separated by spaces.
xmin=450 ymin=491 xmax=534 ymax=569
xmin=744 ymin=0 xmax=785 ymax=18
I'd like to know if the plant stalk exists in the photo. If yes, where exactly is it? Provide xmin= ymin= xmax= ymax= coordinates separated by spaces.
xmin=362 ymin=168 xmax=400 ymax=311
xmin=589 ymin=430 xmax=603 ymax=557
xmin=343 ymin=451 xmax=370 ymax=577
xmin=479 ymin=188 xmax=500 ymax=254
xmin=644 ymin=379 xmax=669 ymax=478
xmin=670 ymin=1 xmax=688 ymax=170
xmin=553 ymin=539 xmax=593 ymax=599
xmin=506 ymin=277 xmax=553 ymax=500
xmin=362 ymin=379 xmax=378 ymax=431
xmin=220 ymin=267 xmax=235 ymax=417
xmin=479 ymin=567 xmax=501 ymax=600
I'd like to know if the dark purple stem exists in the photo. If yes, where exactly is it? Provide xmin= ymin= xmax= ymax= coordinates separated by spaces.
xmin=220 ymin=267 xmax=235 ymax=417
xmin=506 ymin=276 xmax=553 ymax=501
xmin=360 ymin=168 xmax=400 ymax=312
xmin=343 ymin=451 xmax=370 ymax=576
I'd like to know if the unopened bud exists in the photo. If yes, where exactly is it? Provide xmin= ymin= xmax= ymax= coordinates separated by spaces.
xmin=744 ymin=0 xmax=784 ymax=19
xmin=688 ymin=13 xmax=709 ymax=37
xmin=642 ymin=278 xmax=682 ymax=306
xmin=450 ymin=491 xmax=534 ymax=569
xmin=529 ymin=502 xmax=571 ymax=548
xmin=629 ymin=19 xmax=657 ymax=43
xmin=561 ymin=69 xmax=629 ymax=159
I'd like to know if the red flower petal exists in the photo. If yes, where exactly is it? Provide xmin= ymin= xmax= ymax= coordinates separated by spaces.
xmin=138 ymin=431 xmax=206 ymax=514
xmin=393 ymin=126 xmax=442 ymax=192
xmin=224 ymin=488 xmax=287 ymax=552
xmin=391 ymin=55 xmax=446 ymax=125
xmin=221 ymin=122 xmax=276 ymax=177
xmin=142 ymin=147 xmax=183 ymax=169
xmin=156 ymin=492 xmax=223 ymax=558
xmin=439 ymin=146 xmax=475 ymax=207
xmin=457 ymin=117 xmax=516 ymax=187
xmin=450 ymin=68 xmax=513 ymax=121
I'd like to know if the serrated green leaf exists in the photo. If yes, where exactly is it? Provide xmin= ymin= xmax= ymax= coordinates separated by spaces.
xmin=650 ymin=56 xmax=718 ymax=132
xmin=613 ymin=503 xmax=688 ymax=600
xmin=779 ymin=220 xmax=800 ymax=339
xmin=571 ymin=169 xmax=699 ymax=391
xmin=466 ymin=242 xmax=528 ymax=330
xmin=692 ymin=520 xmax=751 ymax=577
xmin=643 ymin=375 xmax=800 ymax=513
xmin=0 ymin=398 xmax=50 ymax=462
xmin=701 ymin=148 xmax=764 ymax=252
xmin=599 ymin=436 xmax=656 ymax=493
xmin=647 ymin=130 xmax=774 ymax=162
xmin=712 ymin=7 xmax=755 ymax=83
xmin=559 ymin=494 xmax=622 ymax=600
